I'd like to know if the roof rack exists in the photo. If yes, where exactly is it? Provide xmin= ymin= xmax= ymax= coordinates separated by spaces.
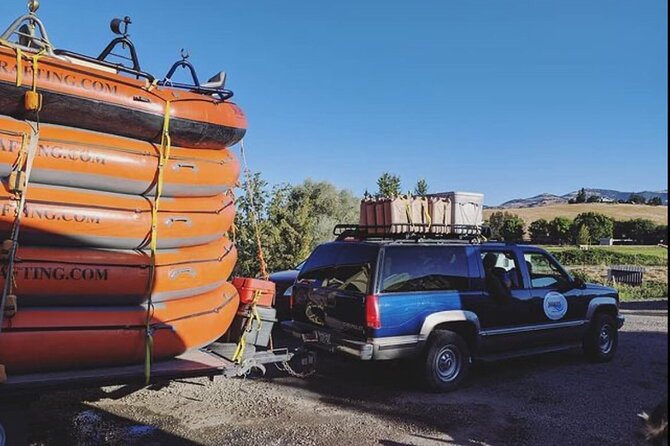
xmin=333 ymin=224 xmax=491 ymax=243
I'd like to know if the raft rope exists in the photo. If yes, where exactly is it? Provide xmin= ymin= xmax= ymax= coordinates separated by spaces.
xmin=142 ymin=100 xmax=172 ymax=385
xmin=239 ymin=140 xmax=269 ymax=280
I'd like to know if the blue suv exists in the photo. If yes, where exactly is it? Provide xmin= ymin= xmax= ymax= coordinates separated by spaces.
xmin=282 ymin=228 xmax=624 ymax=392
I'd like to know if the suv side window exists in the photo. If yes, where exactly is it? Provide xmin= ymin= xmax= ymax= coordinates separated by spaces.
xmin=480 ymin=251 xmax=522 ymax=290
xmin=379 ymin=246 xmax=470 ymax=293
xmin=524 ymin=251 xmax=571 ymax=289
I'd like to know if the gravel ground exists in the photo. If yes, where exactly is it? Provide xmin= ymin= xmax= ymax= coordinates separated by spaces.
xmin=18 ymin=299 xmax=669 ymax=446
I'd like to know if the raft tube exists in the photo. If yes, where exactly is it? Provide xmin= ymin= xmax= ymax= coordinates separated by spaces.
xmin=0 ymin=183 xmax=235 ymax=249
xmin=0 ymin=282 xmax=240 ymax=374
xmin=0 ymin=238 xmax=237 ymax=306
xmin=0 ymin=116 xmax=240 ymax=197
xmin=0 ymin=46 xmax=247 ymax=149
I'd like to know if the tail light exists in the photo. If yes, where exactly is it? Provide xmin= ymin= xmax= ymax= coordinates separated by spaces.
xmin=365 ymin=294 xmax=381 ymax=329
xmin=288 ymin=287 xmax=294 ymax=310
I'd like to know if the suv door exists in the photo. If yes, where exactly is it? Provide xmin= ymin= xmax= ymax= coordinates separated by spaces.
xmin=473 ymin=247 xmax=534 ymax=354
xmin=519 ymin=248 xmax=588 ymax=347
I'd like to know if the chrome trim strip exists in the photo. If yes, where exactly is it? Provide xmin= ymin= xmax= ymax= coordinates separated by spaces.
xmin=371 ymin=335 xmax=421 ymax=348
xmin=480 ymin=320 xmax=586 ymax=337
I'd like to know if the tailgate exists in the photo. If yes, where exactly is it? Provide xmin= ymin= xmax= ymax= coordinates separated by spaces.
xmin=291 ymin=243 xmax=379 ymax=339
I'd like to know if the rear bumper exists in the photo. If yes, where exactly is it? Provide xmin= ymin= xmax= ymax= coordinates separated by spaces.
xmin=281 ymin=321 xmax=419 ymax=360
xmin=616 ymin=315 xmax=625 ymax=329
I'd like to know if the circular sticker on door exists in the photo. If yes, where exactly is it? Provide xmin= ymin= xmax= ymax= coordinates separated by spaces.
xmin=543 ymin=292 xmax=568 ymax=321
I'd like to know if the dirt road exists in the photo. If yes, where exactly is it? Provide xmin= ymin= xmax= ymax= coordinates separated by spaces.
xmin=24 ymin=300 xmax=668 ymax=446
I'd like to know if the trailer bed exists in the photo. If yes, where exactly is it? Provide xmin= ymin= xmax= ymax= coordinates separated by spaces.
xmin=0 ymin=349 xmax=233 ymax=397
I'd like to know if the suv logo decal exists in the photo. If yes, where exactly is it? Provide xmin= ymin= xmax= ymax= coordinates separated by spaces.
xmin=543 ymin=292 xmax=568 ymax=321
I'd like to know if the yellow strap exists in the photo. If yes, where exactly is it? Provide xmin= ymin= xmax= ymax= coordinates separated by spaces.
xmin=404 ymin=201 xmax=414 ymax=231
xmin=144 ymin=79 xmax=159 ymax=92
xmin=232 ymin=290 xmax=264 ymax=363
xmin=13 ymin=133 xmax=28 ymax=173
xmin=232 ymin=332 xmax=246 ymax=363
xmin=423 ymin=201 xmax=432 ymax=232
xmin=30 ymin=50 xmax=45 ymax=93
xmin=15 ymin=47 xmax=23 ymax=87
xmin=144 ymin=100 xmax=171 ymax=385
xmin=0 ymin=124 xmax=39 ymax=330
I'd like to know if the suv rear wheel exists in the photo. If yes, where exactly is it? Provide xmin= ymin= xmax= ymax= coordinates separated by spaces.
xmin=423 ymin=330 xmax=470 ymax=392
xmin=583 ymin=313 xmax=618 ymax=362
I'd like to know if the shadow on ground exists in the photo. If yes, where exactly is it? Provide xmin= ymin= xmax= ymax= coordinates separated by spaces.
xmin=267 ymin=329 xmax=668 ymax=446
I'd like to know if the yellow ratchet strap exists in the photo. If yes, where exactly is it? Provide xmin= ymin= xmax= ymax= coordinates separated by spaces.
xmin=144 ymin=100 xmax=172 ymax=385
xmin=232 ymin=290 xmax=264 ymax=363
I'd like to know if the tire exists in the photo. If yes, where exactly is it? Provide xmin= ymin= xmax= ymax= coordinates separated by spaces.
xmin=422 ymin=330 xmax=471 ymax=392
xmin=583 ymin=313 xmax=618 ymax=362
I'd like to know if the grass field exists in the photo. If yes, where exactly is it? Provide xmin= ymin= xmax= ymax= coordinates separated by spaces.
xmin=484 ymin=203 xmax=668 ymax=225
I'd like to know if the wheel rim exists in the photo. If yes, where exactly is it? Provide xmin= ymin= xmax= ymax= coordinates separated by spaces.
xmin=598 ymin=323 xmax=614 ymax=355
xmin=435 ymin=345 xmax=461 ymax=382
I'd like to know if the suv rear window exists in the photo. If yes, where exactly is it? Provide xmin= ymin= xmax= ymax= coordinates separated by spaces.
xmin=298 ymin=243 xmax=379 ymax=294
xmin=379 ymin=246 xmax=470 ymax=293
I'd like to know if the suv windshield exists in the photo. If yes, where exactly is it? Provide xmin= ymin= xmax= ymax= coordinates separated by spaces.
xmin=298 ymin=243 xmax=379 ymax=294
xmin=380 ymin=246 xmax=470 ymax=293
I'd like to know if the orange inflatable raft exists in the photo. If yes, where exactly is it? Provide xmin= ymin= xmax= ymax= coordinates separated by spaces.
xmin=0 ymin=237 xmax=237 ymax=306
xmin=0 ymin=46 xmax=247 ymax=149
xmin=0 ymin=183 xmax=235 ymax=249
xmin=0 ymin=282 xmax=240 ymax=374
xmin=0 ymin=116 xmax=240 ymax=197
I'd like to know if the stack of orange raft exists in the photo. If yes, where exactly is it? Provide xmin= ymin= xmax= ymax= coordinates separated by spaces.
xmin=0 ymin=29 xmax=247 ymax=374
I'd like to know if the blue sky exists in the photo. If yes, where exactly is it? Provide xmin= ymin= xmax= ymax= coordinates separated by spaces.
xmin=1 ymin=0 xmax=667 ymax=205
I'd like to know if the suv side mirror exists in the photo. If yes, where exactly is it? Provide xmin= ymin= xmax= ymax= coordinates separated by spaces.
xmin=573 ymin=277 xmax=586 ymax=289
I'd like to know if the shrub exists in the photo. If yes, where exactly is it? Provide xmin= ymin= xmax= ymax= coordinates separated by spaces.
xmin=617 ymin=281 xmax=668 ymax=301
xmin=550 ymin=249 xmax=667 ymax=267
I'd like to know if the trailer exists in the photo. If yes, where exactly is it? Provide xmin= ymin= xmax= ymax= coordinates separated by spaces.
xmin=0 ymin=342 xmax=312 ymax=446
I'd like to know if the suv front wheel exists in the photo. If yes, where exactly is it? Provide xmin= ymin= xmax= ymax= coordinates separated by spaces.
xmin=583 ymin=313 xmax=618 ymax=362
xmin=423 ymin=330 xmax=470 ymax=392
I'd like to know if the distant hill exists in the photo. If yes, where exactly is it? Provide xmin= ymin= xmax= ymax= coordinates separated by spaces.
xmin=499 ymin=189 xmax=668 ymax=208
xmin=484 ymin=203 xmax=668 ymax=226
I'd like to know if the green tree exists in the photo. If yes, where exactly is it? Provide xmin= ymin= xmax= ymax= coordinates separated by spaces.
xmin=235 ymin=176 xmax=362 ymax=276
xmin=628 ymin=193 xmax=647 ymax=204
xmin=615 ymin=218 xmax=658 ymax=244
xmin=414 ymin=178 xmax=429 ymax=196
xmin=572 ymin=212 xmax=614 ymax=244
xmin=292 ymin=179 xmax=360 ymax=246
xmin=529 ymin=219 xmax=551 ymax=244
xmin=575 ymin=188 xmax=587 ymax=203
xmin=576 ymin=225 xmax=591 ymax=245
xmin=233 ymin=172 xmax=271 ymax=277
xmin=488 ymin=211 xmax=525 ymax=242
xmin=648 ymin=197 xmax=663 ymax=206
xmin=653 ymin=225 xmax=668 ymax=244
xmin=376 ymin=172 xmax=401 ymax=198
xmin=586 ymin=195 xmax=602 ymax=203
xmin=548 ymin=217 xmax=573 ymax=245
xmin=264 ymin=183 xmax=316 ymax=272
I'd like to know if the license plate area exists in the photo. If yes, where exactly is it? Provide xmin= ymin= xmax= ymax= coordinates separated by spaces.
xmin=315 ymin=330 xmax=332 ymax=345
